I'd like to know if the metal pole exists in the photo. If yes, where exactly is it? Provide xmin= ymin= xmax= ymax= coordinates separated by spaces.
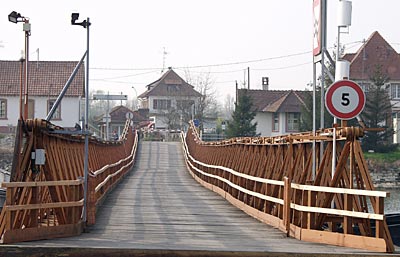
xmin=24 ymin=22 xmax=29 ymax=120
xmin=19 ymin=58 xmax=24 ymax=119
xmin=106 ymin=91 xmax=110 ymax=140
xmin=247 ymin=67 xmax=250 ymax=89
xmin=83 ymin=17 xmax=90 ymax=224
xmin=46 ymin=52 xmax=86 ymax=121
xmin=312 ymin=62 xmax=316 ymax=180
xmin=332 ymin=26 xmax=340 ymax=181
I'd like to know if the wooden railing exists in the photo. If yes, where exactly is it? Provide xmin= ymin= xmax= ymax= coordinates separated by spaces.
xmin=182 ymin=122 xmax=394 ymax=253
xmin=0 ymin=118 xmax=137 ymax=243
xmin=87 ymin=126 xmax=138 ymax=225
xmin=0 ymin=180 xmax=83 ymax=243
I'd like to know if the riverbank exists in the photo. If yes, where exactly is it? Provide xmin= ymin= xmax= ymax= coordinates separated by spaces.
xmin=368 ymin=159 xmax=400 ymax=188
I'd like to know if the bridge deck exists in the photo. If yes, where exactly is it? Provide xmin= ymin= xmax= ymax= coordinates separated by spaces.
xmin=4 ymin=141 xmax=392 ymax=256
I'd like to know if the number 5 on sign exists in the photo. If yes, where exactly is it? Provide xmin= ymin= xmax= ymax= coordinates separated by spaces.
xmin=325 ymin=80 xmax=365 ymax=120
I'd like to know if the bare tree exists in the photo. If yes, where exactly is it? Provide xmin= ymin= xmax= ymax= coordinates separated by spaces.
xmin=223 ymin=94 xmax=235 ymax=119
xmin=184 ymin=70 xmax=218 ymax=124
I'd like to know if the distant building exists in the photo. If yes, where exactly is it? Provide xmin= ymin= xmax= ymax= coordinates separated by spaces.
xmin=0 ymin=60 xmax=84 ymax=132
xmin=343 ymin=31 xmax=400 ymax=143
xmin=138 ymin=68 xmax=202 ymax=130
xmin=238 ymin=89 xmax=306 ymax=137
xmin=95 ymin=105 xmax=147 ymax=139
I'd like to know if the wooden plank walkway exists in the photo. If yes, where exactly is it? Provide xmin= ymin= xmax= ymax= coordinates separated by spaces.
xmin=3 ymin=141 xmax=397 ymax=256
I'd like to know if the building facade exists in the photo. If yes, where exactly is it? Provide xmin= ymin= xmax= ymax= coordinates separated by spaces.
xmin=138 ymin=68 xmax=202 ymax=130
xmin=238 ymin=89 xmax=306 ymax=137
xmin=0 ymin=60 xmax=84 ymax=132
xmin=343 ymin=31 xmax=400 ymax=143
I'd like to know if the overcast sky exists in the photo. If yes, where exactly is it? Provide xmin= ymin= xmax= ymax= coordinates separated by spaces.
xmin=1 ymin=1 xmax=400 ymax=103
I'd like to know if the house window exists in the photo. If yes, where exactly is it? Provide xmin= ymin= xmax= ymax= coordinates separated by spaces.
xmin=286 ymin=112 xmax=300 ymax=132
xmin=176 ymin=100 xmax=194 ymax=111
xmin=47 ymin=99 xmax=61 ymax=120
xmin=391 ymin=83 xmax=400 ymax=99
xmin=0 ymin=99 xmax=7 ymax=119
xmin=272 ymin=113 xmax=279 ymax=132
xmin=153 ymin=99 xmax=171 ymax=110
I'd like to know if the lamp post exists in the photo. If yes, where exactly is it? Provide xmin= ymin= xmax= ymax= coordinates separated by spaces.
xmin=8 ymin=11 xmax=30 ymax=120
xmin=71 ymin=13 xmax=91 ymax=224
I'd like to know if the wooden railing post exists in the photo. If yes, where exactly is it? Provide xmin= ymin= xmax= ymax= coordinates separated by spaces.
xmin=87 ymin=177 xmax=97 ymax=225
xmin=343 ymin=193 xmax=353 ymax=234
xmin=283 ymin=177 xmax=291 ymax=236
xmin=375 ymin=196 xmax=384 ymax=239
xmin=307 ymin=190 xmax=315 ymax=229
xmin=5 ymin=187 xmax=13 ymax=231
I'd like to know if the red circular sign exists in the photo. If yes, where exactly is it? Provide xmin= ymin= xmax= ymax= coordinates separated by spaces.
xmin=325 ymin=80 xmax=365 ymax=120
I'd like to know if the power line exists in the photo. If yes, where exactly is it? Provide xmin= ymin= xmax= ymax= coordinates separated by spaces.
xmin=253 ymin=61 xmax=311 ymax=71
xmin=90 ymin=50 xmax=312 ymax=71
xmin=91 ymin=70 xmax=159 ymax=81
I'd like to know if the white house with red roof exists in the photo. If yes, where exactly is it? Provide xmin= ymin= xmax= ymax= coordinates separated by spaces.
xmin=343 ymin=31 xmax=400 ymax=143
xmin=138 ymin=68 xmax=202 ymax=130
xmin=238 ymin=89 xmax=307 ymax=137
xmin=0 ymin=60 xmax=84 ymax=132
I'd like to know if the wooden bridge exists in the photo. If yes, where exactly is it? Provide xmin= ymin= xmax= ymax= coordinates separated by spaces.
xmin=0 ymin=119 xmax=397 ymax=255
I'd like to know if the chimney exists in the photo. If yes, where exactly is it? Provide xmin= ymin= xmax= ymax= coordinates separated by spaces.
xmin=262 ymin=77 xmax=269 ymax=90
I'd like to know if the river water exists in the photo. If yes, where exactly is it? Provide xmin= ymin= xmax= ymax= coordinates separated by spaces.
xmin=382 ymin=188 xmax=400 ymax=214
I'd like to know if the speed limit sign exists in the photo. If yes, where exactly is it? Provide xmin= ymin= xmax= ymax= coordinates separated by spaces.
xmin=325 ymin=80 xmax=365 ymax=120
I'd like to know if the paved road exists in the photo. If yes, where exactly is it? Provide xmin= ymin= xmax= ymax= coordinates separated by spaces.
xmin=5 ymin=141 xmax=398 ymax=256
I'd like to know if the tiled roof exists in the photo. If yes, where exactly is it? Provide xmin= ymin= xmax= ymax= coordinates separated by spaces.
xmin=238 ymin=89 xmax=307 ymax=113
xmin=0 ymin=60 xmax=85 ymax=97
xmin=138 ymin=68 xmax=202 ymax=98
xmin=342 ymin=31 xmax=400 ymax=80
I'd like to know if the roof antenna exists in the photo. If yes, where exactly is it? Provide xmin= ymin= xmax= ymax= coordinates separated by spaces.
xmin=161 ymin=47 xmax=168 ymax=73
xmin=36 ymin=48 xmax=39 ymax=68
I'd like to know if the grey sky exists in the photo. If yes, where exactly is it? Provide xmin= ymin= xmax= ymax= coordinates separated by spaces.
xmin=1 ymin=0 xmax=400 ymax=102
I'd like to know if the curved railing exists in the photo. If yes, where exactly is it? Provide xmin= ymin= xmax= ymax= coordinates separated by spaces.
xmin=182 ymin=122 xmax=394 ymax=253
xmin=0 ymin=118 xmax=137 ymax=243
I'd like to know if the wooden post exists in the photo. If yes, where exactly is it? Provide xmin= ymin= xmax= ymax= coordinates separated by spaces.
xmin=87 ymin=177 xmax=97 ymax=225
xmin=283 ymin=177 xmax=291 ymax=236
xmin=5 ymin=187 xmax=13 ymax=231
xmin=343 ymin=193 xmax=352 ymax=234
xmin=30 ymin=186 xmax=38 ymax=227
xmin=307 ymin=190 xmax=315 ymax=229
xmin=375 ymin=196 xmax=384 ymax=239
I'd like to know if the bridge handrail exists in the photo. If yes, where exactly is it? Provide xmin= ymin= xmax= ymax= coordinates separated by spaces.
xmin=182 ymin=132 xmax=386 ymax=220
xmin=92 ymin=130 xmax=138 ymax=193
xmin=182 ymin=131 xmax=387 ymax=199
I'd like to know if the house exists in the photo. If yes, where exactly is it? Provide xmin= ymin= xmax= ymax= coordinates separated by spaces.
xmin=138 ymin=68 xmax=202 ymax=130
xmin=238 ymin=89 xmax=306 ymax=137
xmin=0 ymin=60 xmax=84 ymax=132
xmin=342 ymin=31 xmax=400 ymax=142
xmin=95 ymin=105 xmax=147 ymax=139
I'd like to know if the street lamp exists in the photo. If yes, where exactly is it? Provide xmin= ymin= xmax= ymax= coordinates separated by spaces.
xmin=8 ymin=11 xmax=30 ymax=120
xmin=71 ymin=12 xmax=91 ymax=224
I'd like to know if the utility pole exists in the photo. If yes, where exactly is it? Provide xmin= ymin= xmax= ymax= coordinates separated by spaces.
xmin=247 ymin=67 xmax=250 ymax=89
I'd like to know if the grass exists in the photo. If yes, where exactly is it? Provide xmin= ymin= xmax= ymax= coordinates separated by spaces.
xmin=363 ymin=150 xmax=400 ymax=163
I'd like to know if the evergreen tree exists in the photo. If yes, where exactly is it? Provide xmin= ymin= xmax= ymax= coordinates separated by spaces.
xmin=360 ymin=65 xmax=394 ymax=152
xmin=299 ymin=86 xmax=334 ymax=132
xmin=226 ymin=91 xmax=258 ymax=138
